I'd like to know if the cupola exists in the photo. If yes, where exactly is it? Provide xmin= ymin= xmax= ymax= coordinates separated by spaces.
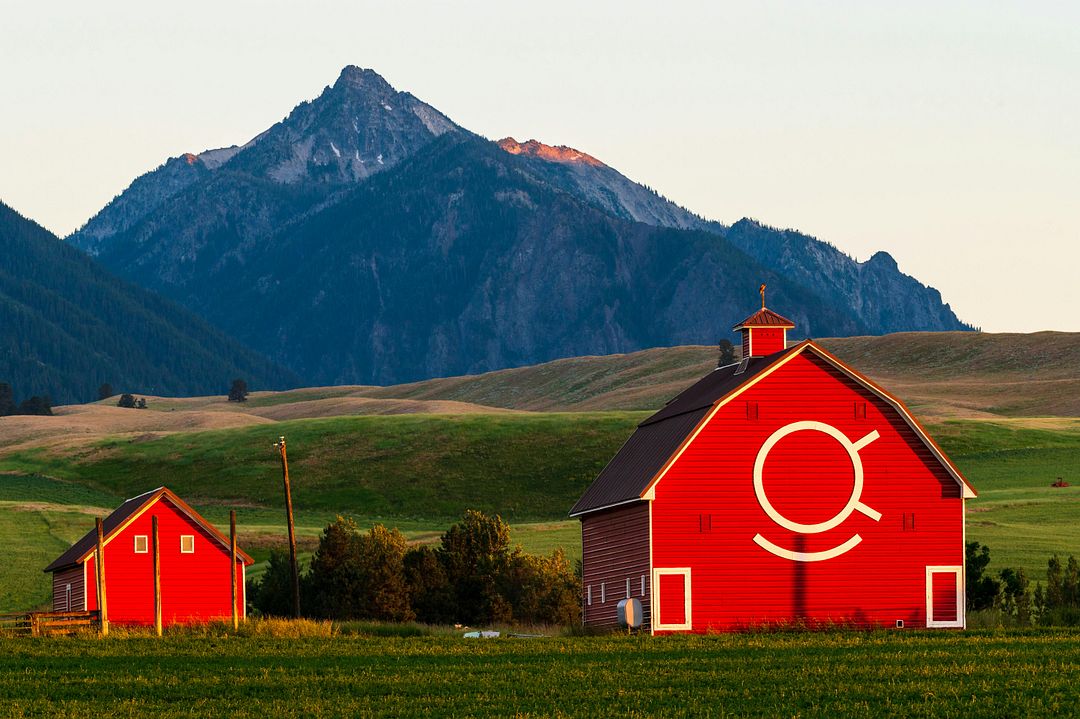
xmin=733 ymin=284 xmax=795 ymax=357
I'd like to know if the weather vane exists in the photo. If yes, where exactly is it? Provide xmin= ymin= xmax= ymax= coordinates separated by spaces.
xmin=759 ymin=283 xmax=766 ymax=309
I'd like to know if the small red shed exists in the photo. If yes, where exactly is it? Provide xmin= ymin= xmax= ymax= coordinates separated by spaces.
xmin=571 ymin=303 xmax=976 ymax=632
xmin=43 ymin=487 xmax=253 ymax=626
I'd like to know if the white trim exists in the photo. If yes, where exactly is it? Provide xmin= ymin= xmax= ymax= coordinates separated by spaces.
xmin=925 ymin=565 xmax=964 ymax=628
xmin=648 ymin=500 xmax=655 ymax=634
xmin=180 ymin=534 xmax=195 ymax=554
xmin=569 ymin=496 xmax=646 ymax=518
xmin=652 ymin=567 xmax=692 ymax=631
xmin=961 ymin=497 xmax=967 ymax=629
xmin=134 ymin=535 xmax=149 ymax=554
xmin=747 ymin=330 xmax=753 ymax=358
xmin=754 ymin=533 xmax=864 ymax=562
xmin=241 ymin=563 xmax=247 ymax=620
xmin=82 ymin=560 xmax=88 ymax=610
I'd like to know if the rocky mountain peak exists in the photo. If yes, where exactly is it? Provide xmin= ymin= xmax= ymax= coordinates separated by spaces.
xmin=334 ymin=65 xmax=391 ymax=92
xmin=497 ymin=137 xmax=605 ymax=167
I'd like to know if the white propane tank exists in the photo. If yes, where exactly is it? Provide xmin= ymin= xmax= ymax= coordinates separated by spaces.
xmin=616 ymin=597 xmax=642 ymax=629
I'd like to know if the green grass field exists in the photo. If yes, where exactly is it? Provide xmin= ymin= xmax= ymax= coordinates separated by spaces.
xmin=0 ymin=630 xmax=1078 ymax=717
xmin=1 ymin=412 xmax=1079 ymax=612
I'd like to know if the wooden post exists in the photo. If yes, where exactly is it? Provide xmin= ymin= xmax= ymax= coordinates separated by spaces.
xmin=95 ymin=517 xmax=109 ymax=636
xmin=153 ymin=515 xmax=162 ymax=637
xmin=230 ymin=509 xmax=238 ymax=631
xmin=276 ymin=436 xmax=301 ymax=618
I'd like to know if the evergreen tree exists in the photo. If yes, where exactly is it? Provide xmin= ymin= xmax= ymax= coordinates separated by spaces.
xmin=965 ymin=541 xmax=1000 ymax=611
xmin=97 ymin=383 xmax=114 ymax=401
xmin=0 ymin=382 xmax=14 ymax=416
xmin=17 ymin=396 xmax=52 ymax=416
xmin=717 ymin=339 xmax=737 ymax=367
xmin=117 ymin=393 xmax=137 ymax=409
xmin=228 ymin=378 xmax=249 ymax=402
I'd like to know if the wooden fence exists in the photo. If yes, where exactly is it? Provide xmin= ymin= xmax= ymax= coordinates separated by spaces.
xmin=0 ymin=610 xmax=100 ymax=636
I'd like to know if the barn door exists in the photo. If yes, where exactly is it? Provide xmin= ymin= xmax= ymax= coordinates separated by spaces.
xmin=925 ymin=566 xmax=963 ymax=628
xmin=653 ymin=568 xmax=692 ymax=631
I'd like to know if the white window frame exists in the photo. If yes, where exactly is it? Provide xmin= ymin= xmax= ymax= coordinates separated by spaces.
xmin=925 ymin=565 xmax=964 ymax=628
xmin=134 ymin=535 xmax=149 ymax=554
xmin=653 ymin=567 xmax=692 ymax=631
xmin=180 ymin=535 xmax=195 ymax=554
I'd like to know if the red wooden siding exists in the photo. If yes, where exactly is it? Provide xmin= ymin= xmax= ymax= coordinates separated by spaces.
xmin=581 ymin=502 xmax=651 ymax=628
xmin=51 ymin=565 xmax=85 ymax=611
xmin=747 ymin=327 xmax=785 ymax=356
xmin=650 ymin=351 xmax=964 ymax=632
xmin=931 ymin=572 xmax=958 ymax=623
xmin=657 ymin=573 xmax=686 ymax=625
xmin=84 ymin=496 xmax=245 ymax=626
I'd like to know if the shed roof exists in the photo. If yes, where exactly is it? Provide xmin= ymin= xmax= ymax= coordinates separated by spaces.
xmin=569 ymin=340 xmax=975 ymax=517
xmin=44 ymin=486 xmax=254 ymax=572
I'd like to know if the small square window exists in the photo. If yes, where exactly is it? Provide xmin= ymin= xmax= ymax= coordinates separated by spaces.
xmin=134 ymin=535 xmax=148 ymax=554
xmin=180 ymin=535 xmax=195 ymax=554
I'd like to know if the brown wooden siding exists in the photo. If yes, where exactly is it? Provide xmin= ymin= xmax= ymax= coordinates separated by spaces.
xmin=581 ymin=501 xmax=651 ymax=628
xmin=51 ymin=564 xmax=85 ymax=612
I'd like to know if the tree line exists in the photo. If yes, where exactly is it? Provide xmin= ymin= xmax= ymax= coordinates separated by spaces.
xmin=250 ymin=510 xmax=581 ymax=626
xmin=967 ymin=541 xmax=1080 ymax=625
xmin=0 ymin=382 xmax=52 ymax=416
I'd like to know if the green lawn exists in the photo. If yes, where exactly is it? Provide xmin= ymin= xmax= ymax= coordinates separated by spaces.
xmin=0 ymin=631 xmax=1077 ymax=717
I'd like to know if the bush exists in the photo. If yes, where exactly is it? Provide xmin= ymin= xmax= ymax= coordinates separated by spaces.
xmin=251 ymin=548 xmax=299 ymax=618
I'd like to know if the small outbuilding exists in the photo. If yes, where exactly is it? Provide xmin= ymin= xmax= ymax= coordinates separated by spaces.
xmin=571 ymin=301 xmax=976 ymax=632
xmin=43 ymin=486 xmax=253 ymax=626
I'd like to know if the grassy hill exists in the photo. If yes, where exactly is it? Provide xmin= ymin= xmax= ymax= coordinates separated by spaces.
xmin=1 ymin=330 xmax=1079 ymax=611
xmin=353 ymin=331 xmax=1080 ymax=417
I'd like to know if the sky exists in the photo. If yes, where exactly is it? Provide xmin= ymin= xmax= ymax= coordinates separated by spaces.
xmin=1 ymin=1 xmax=1077 ymax=332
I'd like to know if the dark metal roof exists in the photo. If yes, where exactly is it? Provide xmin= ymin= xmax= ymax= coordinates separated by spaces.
xmin=569 ymin=346 xmax=798 ymax=516
xmin=44 ymin=486 xmax=254 ymax=572
xmin=732 ymin=306 xmax=795 ymax=330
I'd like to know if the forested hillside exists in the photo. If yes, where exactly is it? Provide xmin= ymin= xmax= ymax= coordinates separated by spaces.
xmin=0 ymin=202 xmax=298 ymax=404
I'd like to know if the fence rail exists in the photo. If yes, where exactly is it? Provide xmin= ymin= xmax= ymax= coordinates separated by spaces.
xmin=0 ymin=610 xmax=100 ymax=636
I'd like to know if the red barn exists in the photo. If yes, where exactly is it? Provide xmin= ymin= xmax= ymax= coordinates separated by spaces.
xmin=43 ymin=487 xmax=253 ymax=625
xmin=571 ymin=304 xmax=976 ymax=632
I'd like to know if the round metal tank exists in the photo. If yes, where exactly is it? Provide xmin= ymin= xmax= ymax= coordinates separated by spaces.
xmin=616 ymin=597 xmax=642 ymax=629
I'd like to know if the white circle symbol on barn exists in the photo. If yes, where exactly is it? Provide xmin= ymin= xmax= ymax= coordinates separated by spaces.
xmin=752 ymin=421 xmax=882 ymax=562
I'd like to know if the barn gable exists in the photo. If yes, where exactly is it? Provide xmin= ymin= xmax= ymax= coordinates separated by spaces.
xmin=570 ymin=341 xmax=973 ymax=521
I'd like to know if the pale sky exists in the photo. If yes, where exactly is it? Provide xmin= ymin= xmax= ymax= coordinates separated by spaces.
xmin=2 ymin=1 xmax=1077 ymax=332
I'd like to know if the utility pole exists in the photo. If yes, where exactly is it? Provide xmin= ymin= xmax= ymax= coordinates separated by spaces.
xmin=230 ymin=509 xmax=239 ymax=631
xmin=275 ymin=436 xmax=301 ymax=618
xmin=152 ymin=515 xmax=162 ymax=637
xmin=95 ymin=518 xmax=109 ymax=636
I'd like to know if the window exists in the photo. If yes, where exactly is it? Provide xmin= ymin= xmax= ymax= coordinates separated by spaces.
xmin=745 ymin=401 xmax=759 ymax=420
xmin=854 ymin=401 xmax=867 ymax=419
xmin=699 ymin=514 xmax=712 ymax=533
xmin=180 ymin=535 xmax=195 ymax=554
xmin=601 ymin=583 xmax=606 ymax=603
xmin=626 ymin=578 xmax=631 ymax=598
xmin=134 ymin=535 xmax=148 ymax=554
xmin=641 ymin=575 xmax=646 ymax=597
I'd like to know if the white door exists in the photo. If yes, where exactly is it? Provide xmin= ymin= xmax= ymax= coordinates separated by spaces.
xmin=652 ymin=568 xmax=692 ymax=631
xmin=925 ymin=566 xmax=963 ymax=628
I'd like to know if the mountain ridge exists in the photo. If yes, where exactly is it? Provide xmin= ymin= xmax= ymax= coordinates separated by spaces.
xmin=65 ymin=66 xmax=972 ymax=386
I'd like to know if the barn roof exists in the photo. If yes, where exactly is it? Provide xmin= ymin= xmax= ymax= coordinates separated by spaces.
xmin=569 ymin=340 xmax=975 ymax=517
xmin=569 ymin=348 xmax=797 ymax=516
xmin=44 ymin=486 xmax=254 ymax=572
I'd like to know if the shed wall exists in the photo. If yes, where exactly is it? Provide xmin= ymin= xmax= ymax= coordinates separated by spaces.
xmin=51 ymin=565 xmax=85 ymax=611
xmin=84 ymin=497 xmax=245 ymax=625
xmin=581 ymin=501 xmax=651 ymax=628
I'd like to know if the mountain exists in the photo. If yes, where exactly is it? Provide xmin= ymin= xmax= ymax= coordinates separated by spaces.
xmin=0 ymin=202 xmax=299 ymax=404
xmin=67 ymin=66 xmax=971 ymax=385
